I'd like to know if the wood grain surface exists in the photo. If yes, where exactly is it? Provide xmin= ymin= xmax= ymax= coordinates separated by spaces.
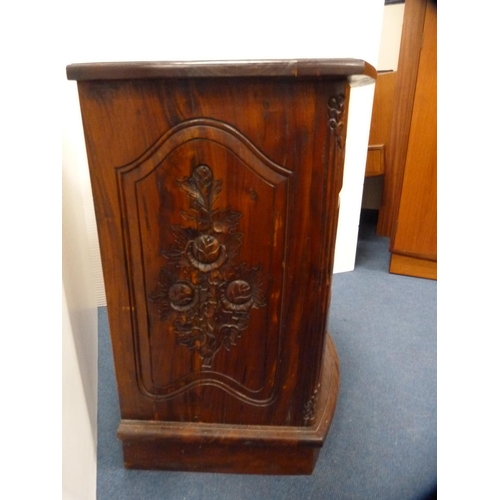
xmin=365 ymin=71 xmax=397 ymax=177
xmin=390 ymin=0 xmax=437 ymax=279
xmin=67 ymin=58 xmax=376 ymax=81
xmin=377 ymin=0 xmax=428 ymax=237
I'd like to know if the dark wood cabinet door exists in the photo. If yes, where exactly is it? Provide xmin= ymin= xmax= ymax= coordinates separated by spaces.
xmin=118 ymin=119 xmax=290 ymax=421
xmin=68 ymin=60 xmax=375 ymax=473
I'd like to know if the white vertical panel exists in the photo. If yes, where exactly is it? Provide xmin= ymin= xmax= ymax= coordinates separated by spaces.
xmin=378 ymin=3 xmax=406 ymax=71
xmin=333 ymin=82 xmax=376 ymax=273
xmin=62 ymin=288 xmax=97 ymax=500
xmin=62 ymin=73 xmax=98 ymax=500
xmin=64 ymin=83 xmax=106 ymax=306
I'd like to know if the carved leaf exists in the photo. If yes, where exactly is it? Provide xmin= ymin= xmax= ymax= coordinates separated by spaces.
xmin=177 ymin=178 xmax=204 ymax=205
xmin=209 ymin=179 xmax=222 ymax=207
xmin=212 ymin=208 xmax=243 ymax=234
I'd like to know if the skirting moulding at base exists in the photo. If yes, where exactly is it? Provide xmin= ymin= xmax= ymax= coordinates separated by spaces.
xmin=67 ymin=58 xmax=376 ymax=474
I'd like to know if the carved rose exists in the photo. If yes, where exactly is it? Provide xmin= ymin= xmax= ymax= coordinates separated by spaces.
xmin=222 ymin=280 xmax=254 ymax=312
xmin=192 ymin=235 xmax=221 ymax=264
xmin=168 ymin=282 xmax=197 ymax=311
xmin=226 ymin=280 xmax=252 ymax=304
xmin=187 ymin=234 xmax=228 ymax=272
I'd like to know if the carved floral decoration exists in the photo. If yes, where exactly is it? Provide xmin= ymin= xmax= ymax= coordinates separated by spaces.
xmin=151 ymin=165 xmax=265 ymax=369
xmin=328 ymin=94 xmax=346 ymax=149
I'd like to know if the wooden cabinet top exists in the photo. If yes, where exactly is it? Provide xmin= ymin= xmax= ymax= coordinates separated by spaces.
xmin=66 ymin=58 xmax=376 ymax=82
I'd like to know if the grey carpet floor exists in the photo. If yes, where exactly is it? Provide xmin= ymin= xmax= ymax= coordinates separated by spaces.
xmin=97 ymin=211 xmax=437 ymax=499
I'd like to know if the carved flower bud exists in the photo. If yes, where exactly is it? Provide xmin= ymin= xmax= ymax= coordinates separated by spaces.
xmin=168 ymin=282 xmax=195 ymax=308
xmin=226 ymin=280 xmax=252 ymax=305
xmin=192 ymin=235 xmax=221 ymax=264
xmin=192 ymin=165 xmax=213 ymax=185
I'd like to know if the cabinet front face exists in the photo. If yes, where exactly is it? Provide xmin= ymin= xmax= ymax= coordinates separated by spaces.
xmin=78 ymin=77 xmax=348 ymax=427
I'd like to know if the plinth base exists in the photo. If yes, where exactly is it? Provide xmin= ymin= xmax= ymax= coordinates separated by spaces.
xmin=117 ymin=335 xmax=340 ymax=475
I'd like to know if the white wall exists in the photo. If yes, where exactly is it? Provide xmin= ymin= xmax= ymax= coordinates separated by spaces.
xmin=62 ymin=78 xmax=98 ymax=500
xmin=62 ymin=288 xmax=97 ymax=500
xmin=63 ymin=0 xmax=385 ymax=294
xmin=62 ymin=0 xmax=385 ymax=494
xmin=378 ymin=3 xmax=406 ymax=71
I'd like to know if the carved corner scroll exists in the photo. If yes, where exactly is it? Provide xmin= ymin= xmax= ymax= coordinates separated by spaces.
xmin=151 ymin=164 xmax=266 ymax=369
xmin=328 ymin=94 xmax=346 ymax=149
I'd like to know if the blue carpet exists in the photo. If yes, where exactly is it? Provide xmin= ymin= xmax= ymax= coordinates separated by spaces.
xmin=97 ymin=211 xmax=437 ymax=499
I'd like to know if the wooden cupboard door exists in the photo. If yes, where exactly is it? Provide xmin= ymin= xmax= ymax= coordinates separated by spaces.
xmin=117 ymin=119 xmax=290 ymax=407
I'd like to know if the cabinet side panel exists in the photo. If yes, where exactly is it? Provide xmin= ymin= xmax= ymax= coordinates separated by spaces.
xmin=77 ymin=78 xmax=344 ymax=425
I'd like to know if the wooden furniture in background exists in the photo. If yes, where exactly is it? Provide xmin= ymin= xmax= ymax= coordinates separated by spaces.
xmin=389 ymin=0 xmax=436 ymax=279
xmin=377 ymin=0 xmax=430 ymax=238
xmin=67 ymin=59 xmax=376 ymax=474
xmin=365 ymin=71 xmax=397 ymax=178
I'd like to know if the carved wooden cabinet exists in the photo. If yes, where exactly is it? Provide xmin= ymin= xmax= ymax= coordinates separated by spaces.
xmin=67 ymin=59 xmax=375 ymax=474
